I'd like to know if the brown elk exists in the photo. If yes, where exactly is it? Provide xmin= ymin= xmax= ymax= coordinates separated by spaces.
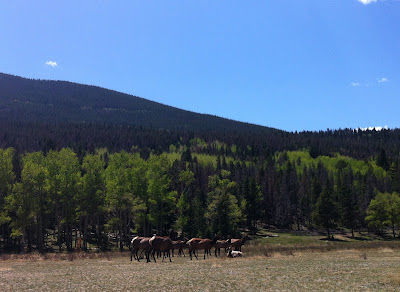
xmin=149 ymin=235 xmax=173 ymax=262
xmin=171 ymin=240 xmax=187 ymax=257
xmin=130 ymin=236 xmax=151 ymax=262
xmin=188 ymin=237 xmax=218 ymax=260
xmin=214 ymin=239 xmax=231 ymax=257
xmin=231 ymin=235 xmax=250 ymax=251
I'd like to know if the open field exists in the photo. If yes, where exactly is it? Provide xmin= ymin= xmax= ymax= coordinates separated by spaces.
xmin=1 ymin=248 xmax=400 ymax=291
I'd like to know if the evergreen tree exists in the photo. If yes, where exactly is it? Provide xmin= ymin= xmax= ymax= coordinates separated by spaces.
xmin=312 ymin=179 xmax=339 ymax=240
xmin=336 ymin=160 xmax=359 ymax=237
xmin=242 ymin=177 xmax=262 ymax=233
xmin=376 ymin=148 xmax=389 ymax=171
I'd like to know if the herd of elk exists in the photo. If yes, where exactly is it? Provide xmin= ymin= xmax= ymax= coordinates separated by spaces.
xmin=131 ymin=234 xmax=249 ymax=263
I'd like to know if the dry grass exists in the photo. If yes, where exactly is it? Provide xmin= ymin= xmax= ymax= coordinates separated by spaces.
xmin=0 ymin=251 xmax=127 ymax=262
xmin=1 ymin=248 xmax=400 ymax=291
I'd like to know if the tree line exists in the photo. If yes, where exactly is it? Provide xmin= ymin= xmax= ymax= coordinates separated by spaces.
xmin=1 ymin=144 xmax=399 ymax=253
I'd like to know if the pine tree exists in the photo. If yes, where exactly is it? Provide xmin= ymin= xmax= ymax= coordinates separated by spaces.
xmin=312 ymin=179 xmax=338 ymax=240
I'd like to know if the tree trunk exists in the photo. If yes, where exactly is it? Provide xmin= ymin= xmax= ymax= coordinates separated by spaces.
xmin=27 ymin=227 xmax=32 ymax=252
xmin=37 ymin=215 xmax=43 ymax=252
xmin=97 ymin=215 xmax=102 ymax=249
xmin=392 ymin=223 xmax=396 ymax=238
xmin=119 ymin=213 xmax=123 ymax=251
xmin=20 ymin=228 xmax=25 ymax=253
xmin=84 ymin=215 xmax=88 ymax=250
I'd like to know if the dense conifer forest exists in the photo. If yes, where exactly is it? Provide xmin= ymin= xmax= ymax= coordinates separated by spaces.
xmin=1 ymin=73 xmax=400 ymax=253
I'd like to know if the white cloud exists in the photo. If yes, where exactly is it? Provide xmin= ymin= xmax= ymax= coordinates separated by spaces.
xmin=358 ymin=0 xmax=378 ymax=4
xmin=45 ymin=61 xmax=57 ymax=67
xmin=377 ymin=77 xmax=388 ymax=83
xmin=351 ymin=82 xmax=360 ymax=87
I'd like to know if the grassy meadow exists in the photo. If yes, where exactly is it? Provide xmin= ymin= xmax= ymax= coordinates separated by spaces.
xmin=2 ymin=242 xmax=400 ymax=291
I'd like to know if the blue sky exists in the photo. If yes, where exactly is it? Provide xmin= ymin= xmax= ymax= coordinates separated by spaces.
xmin=1 ymin=0 xmax=399 ymax=132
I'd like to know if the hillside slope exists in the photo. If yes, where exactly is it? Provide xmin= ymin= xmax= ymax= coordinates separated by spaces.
xmin=0 ymin=73 xmax=277 ymax=134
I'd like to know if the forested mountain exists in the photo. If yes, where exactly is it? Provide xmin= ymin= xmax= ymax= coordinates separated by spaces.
xmin=1 ymin=72 xmax=400 ymax=253
xmin=0 ymin=73 xmax=276 ymax=134
xmin=1 ymin=72 xmax=400 ymax=161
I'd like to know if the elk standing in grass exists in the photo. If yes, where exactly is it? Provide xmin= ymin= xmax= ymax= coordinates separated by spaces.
xmin=231 ymin=235 xmax=250 ymax=251
xmin=171 ymin=240 xmax=187 ymax=257
xmin=130 ymin=236 xmax=151 ymax=263
xmin=188 ymin=237 xmax=218 ymax=260
xmin=214 ymin=239 xmax=231 ymax=257
xmin=149 ymin=235 xmax=173 ymax=262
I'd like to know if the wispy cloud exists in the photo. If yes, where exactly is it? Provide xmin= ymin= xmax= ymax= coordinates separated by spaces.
xmin=377 ymin=77 xmax=388 ymax=83
xmin=351 ymin=82 xmax=360 ymax=87
xmin=357 ymin=0 xmax=378 ymax=4
xmin=45 ymin=61 xmax=57 ymax=67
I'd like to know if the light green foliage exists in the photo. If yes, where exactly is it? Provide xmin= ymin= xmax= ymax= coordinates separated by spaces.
xmin=129 ymin=154 xmax=148 ymax=232
xmin=277 ymin=150 xmax=386 ymax=178
xmin=189 ymin=137 xmax=207 ymax=152
xmin=175 ymin=170 xmax=195 ymax=234
xmin=206 ymin=170 xmax=242 ymax=236
xmin=46 ymin=149 xmax=81 ymax=218
xmin=79 ymin=153 xmax=106 ymax=218
xmin=9 ymin=152 xmax=47 ymax=234
xmin=166 ymin=152 xmax=181 ymax=163
xmin=366 ymin=192 xmax=400 ymax=237
xmin=168 ymin=144 xmax=177 ymax=153
xmin=79 ymin=153 xmax=106 ymax=249
xmin=5 ymin=152 xmax=48 ymax=250
xmin=6 ymin=182 xmax=32 ymax=239
xmin=146 ymin=154 xmax=176 ymax=234
xmin=230 ymin=144 xmax=237 ymax=154
xmin=0 ymin=148 xmax=15 ymax=225
xmin=105 ymin=151 xmax=134 ymax=227
xmin=46 ymin=148 xmax=81 ymax=250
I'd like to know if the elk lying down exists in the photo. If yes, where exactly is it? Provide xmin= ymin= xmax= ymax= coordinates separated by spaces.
xmin=227 ymin=248 xmax=242 ymax=258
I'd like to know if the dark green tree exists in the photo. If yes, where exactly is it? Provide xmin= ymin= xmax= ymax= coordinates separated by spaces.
xmin=242 ymin=177 xmax=262 ymax=233
xmin=312 ymin=179 xmax=339 ymax=240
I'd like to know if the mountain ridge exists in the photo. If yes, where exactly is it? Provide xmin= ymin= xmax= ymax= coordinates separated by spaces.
xmin=0 ymin=72 xmax=279 ymax=134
